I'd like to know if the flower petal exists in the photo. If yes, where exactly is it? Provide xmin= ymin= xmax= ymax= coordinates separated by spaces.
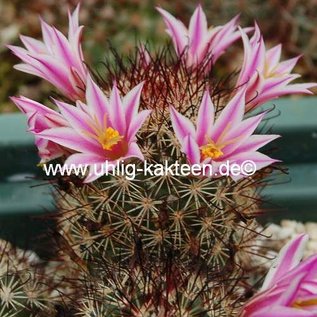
xmin=109 ymin=84 xmax=126 ymax=134
xmin=196 ymin=90 xmax=214 ymax=145
xmin=231 ymin=134 xmax=280 ymax=154
xmin=220 ymin=112 xmax=266 ymax=156
xmin=54 ymin=99 xmax=97 ymax=138
xmin=122 ymin=142 xmax=144 ymax=161
xmin=227 ymin=151 xmax=278 ymax=181
xmin=38 ymin=127 xmax=102 ymax=154
xmin=156 ymin=7 xmax=188 ymax=55
xmin=212 ymin=88 xmax=246 ymax=142
xmin=65 ymin=152 xmax=104 ymax=166
xmin=86 ymin=76 xmax=109 ymax=123
xmin=188 ymin=5 xmax=207 ymax=54
xmin=266 ymin=44 xmax=282 ymax=71
xmin=11 ymin=96 xmax=56 ymax=116
xmin=250 ymin=306 xmax=316 ymax=317
xmin=261 ymin=234 xmax=309 ymax=291
xmin=170 ymin=106 xmax=196 ymax=142
xmin=20 ymin=35 xmax=46 ymax=53
xmin=207 ymin=15 xmax=241 ymax=62
xmin=122 ymin=82 xmax=144 ymax=123
xmin=68 ymin=4 xmax=81 ymax=40
xmin=183 ymin=135 xmax=200 ymax=164
xmin=127 ymin=109 xmax=151 ymax=141
xmin=237 ymin=25 xmax=265 ymax=87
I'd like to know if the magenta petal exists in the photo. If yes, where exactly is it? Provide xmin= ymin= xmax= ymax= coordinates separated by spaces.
xmin=122 ymin=142 xmax=144 ymax=161
xmin=36 ymin=137 xmax=64 ymax=162
xmin=50 ymin=27 xmax=81 ymax=69
xmin=68 ymin=4 xmax=81 ymax=39
xmin=277 ymin=83 xmax=317 ymax=94
xmin=70 ymin=26 xmax=85 ymax=68
xmin=109 ymin=84 xmax=126 ymax=135
xmin=13 ymin=63 xmax=42 ymax=77
xmin=188 ymin=5 xmax=207 ymax=54
xmin=8 ymin=45 xmax=37 ymax=64
xmin=11 ymin=96 xmax=56 ymax=116
xmin=227 ymin=151 xmax=278 ymax=181
xmin=220 ymin=113 xmax=266 ymax=156
xmin=65 ymin=152 xmax=104 ymax=166
xmin=208 ymin=15 xmax=240 ymax=62
xmin=84 ymin=164 xmax=107 ymax=183
xmin=122 ymin=82 xmax=144 ymax=123
xmin=250 ymin=306 xmax=316 ymax=317
xmin=237 ymin=27 xmax=253 ymax=86
xmin=86 ymin=76 xmax=109 ymax=123
xmin=28 ymin=54 xmax=75 ymax=95
xmin=232 ymin=134 xmax=280 ymax=154
xmin=266 ymin=44 xmax=282 ymax=70
xmin=170 ymin=106 xmax=196 ymax=142
xmin=10 ymin=96 xmax=68 ymax=132
xmin=237 ymin=25 xmax=265 ymax=87
xmin=137 ymin=44 xmax=151 ymax=67
xmin=183 ymin=135 xmax=200 ymax=164
xmin=276 ymin=56 xmax=300 ymax=74
xmin=20 ymin=35 xmax=46 ymax=53
xmin=76 ymin=100 xmax=89 ymax=113
xmin=64 ymin=152 xmax=106 ymax=184
xmin=255 ymin=82 xmax=316 ymax=106
xmin=156 ymin=7 xmax=188 ymax=55
xmin=196 ymin=90 xmax=214 ymax=145
xmin=40 ymin=19 xmax=54 ymax=53
xmin=127 ymin=109 xmax=151 ymax=141
xmin=250 ymin=22 xmax=261 ymax=44
xmin=54 ymin=99 xmax=97 ymax=138
xmin=212 ymin=88 xmax=246 ymax=142
xmin=38 ymin=127 xmax=102 ymax=154
xmin=276 ymin=255 xmax=317 ymax=291
xmin=262 ymin=234 xmax=309 ymax=291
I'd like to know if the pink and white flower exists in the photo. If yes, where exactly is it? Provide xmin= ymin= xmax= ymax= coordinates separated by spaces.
xmin=37 ymin=77 xmax=151 ymax=182
xmin=10 ymin=96 xmax=68 ymax=162
xmin=170 ymin=89 xmax=279 ymax=180
xmin=157 ymin=5 xmax=245 ymax=69
xmin=237 ymin=24 xmax=316 ymax=110
xmin=8 ymin=5 xmax=88 ymax=101
xmin=137 ymin=44 xmax=151 ymax=68
xmin=241 ymin=234 xmax=317 ymax=316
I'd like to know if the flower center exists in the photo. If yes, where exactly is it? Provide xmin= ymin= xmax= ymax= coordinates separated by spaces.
xmin=264 ymin=61 xmax=283 ymax=79
xmin=97 ymin=127 xmax=123 ymax=151
xmin=200 ymin=141 xmax=223 ymax=160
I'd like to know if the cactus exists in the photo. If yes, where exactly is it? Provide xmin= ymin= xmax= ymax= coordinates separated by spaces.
xmin=48 ymin=48 xmax=273 ymax=316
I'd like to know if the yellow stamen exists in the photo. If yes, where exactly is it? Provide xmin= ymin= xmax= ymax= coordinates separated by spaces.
xmin=98 ymin=127 xmax=123 ymax=151
xmin=292 ymin=298 xmax=317 ymax=309
xmin=200 ymin=141 xmax=223 ymax=160
xmin=82 ymin=113 xmax=124 ymax=151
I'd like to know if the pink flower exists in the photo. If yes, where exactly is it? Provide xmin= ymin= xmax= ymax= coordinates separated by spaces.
xmin=137 ymin=44 xmax=151 ymax=68
xmin=237 ymin=24 xmax=317 ymax=110
xmin=10 ymin=96 xmax=68 ymax=162
xmin=241 ymin=234 xmax=317 ymax=316
xmin=8 ymin=5 xmax=87 ymax=101
xmin=37 ymin=77 xmax=151 ymax=183
xmin=157 ymin=5 xmax=246 ymax=69
xmin=170 ymin=89 xmax=279 ymax=180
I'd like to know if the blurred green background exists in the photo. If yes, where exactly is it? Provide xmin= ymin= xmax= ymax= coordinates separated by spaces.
xmin=1 ymin=0 xmax=317 ymax=112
